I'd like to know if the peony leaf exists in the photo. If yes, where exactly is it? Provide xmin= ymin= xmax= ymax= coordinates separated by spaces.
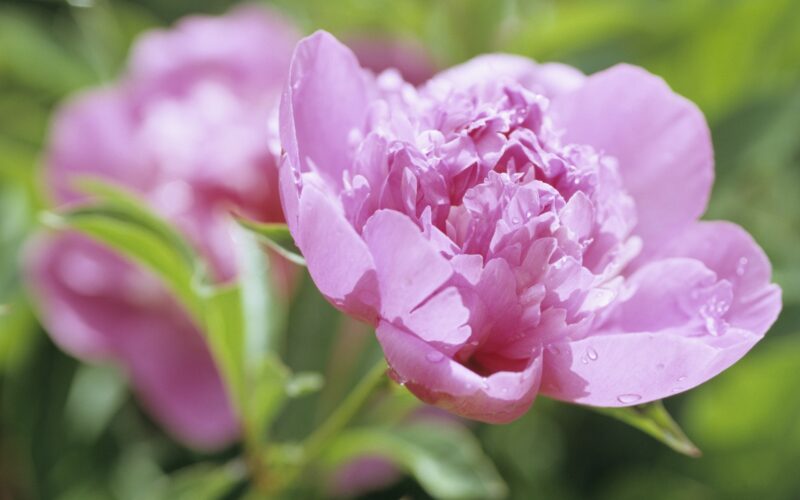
xmin=325 ymin=421 xmax=508 ymax=499
xmin=144 ymin=462 xmax=246 ymax=500
xmin=592 ymin=400 xmax=701 ymax=457
xmin=46 ymin=178 xmax=319 ymax=444
xmin=234 ymin=217 xmax=306 ymax=266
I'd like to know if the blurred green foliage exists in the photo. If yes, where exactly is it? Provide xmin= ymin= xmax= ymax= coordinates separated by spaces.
xmin=1 ymin=0 xmax=798 ymax=498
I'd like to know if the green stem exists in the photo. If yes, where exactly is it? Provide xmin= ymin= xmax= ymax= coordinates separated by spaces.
xmin=302 ymin=359 xmax=389 ymax=461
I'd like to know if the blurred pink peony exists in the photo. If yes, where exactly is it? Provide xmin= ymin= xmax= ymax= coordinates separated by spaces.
xmin=26 ymin=6 xmax=300 ymax=449
xmin=279 ymin=32 xmax=782 ymax=423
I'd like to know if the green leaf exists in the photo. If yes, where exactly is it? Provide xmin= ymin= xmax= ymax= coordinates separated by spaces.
xmin=47 ymin=177 xmax=308 ymax=445
xmin=64 ymin=364 xmax=127 ymax=443
xmin=235 ymin=218 xmax=305 ymax=266
xmin=285 ymin=372 xmax=325 ymax=398
xmin=325 ymin=421 xmax=508 ymax=499
xmin=592 ymin=400 xmax=701 ymax=457
xmin=42 ymin=178 xmax=208 ymax=320
xmin=142 ymin=462 xmax=246 ymax=500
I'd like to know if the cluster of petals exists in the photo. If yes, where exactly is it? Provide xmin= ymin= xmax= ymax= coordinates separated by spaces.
xmin=26 ymin=7 xmax=300 ymax=448
xmin=280 ymin=32 xmax=782 ymax=423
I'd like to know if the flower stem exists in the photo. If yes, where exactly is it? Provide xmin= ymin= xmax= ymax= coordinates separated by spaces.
xmin=302 ymin=358 xmax=388 ymax=461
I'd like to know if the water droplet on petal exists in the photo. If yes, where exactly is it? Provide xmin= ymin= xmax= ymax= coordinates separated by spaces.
xmin=511 ymin=217 xmax=520 ymax=224
xmin=481 ymin=379 xmax=490 ymax=390
xmin=426 ymin=351 xmax=445 ymax=363
xmin=736 ymin=257 xmax=748 ymax=276
xmin=617 ymin=393 xmax=642 ymax=404
xmin=586 ymin=347 xmax=598 ymax=361
xmin=580 ymin=356 xmax=588 ymax=365
xmin=677 ymin=376 xmax=687 ymax=382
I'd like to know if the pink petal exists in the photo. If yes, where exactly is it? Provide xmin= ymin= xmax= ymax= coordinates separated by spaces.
xmin=361 ymin=210 xmax=452 ymax=320
xmin=377 ymin=321 xmax=542 ymax=423
xmin=551 ymin=64 xmax=713 ymax=258
xmin=661 ymin=221 xmax=782 ymax=336
xmin=25 ymin=233 xmax=238 ymax=448
xmin=297 ymin=184 xmax=379 ymax=322
xmin=129 ymin=6 xmax=299 ymax=97
xmin=404 ymin=286 xmax=472 ymax=354
xmin=540 ymin=326 xmax=760 ymax=407
xmin=118 ymin=309 xmax=239 ymax=449
xmin=431 ymin=54 xmax=585 ymax=98
xmin=542 ymin=226 xmax=780 ymax=406
xmin=280 ymin=31 xmax=369 ymax=186
xmin=47 ymin=89 xmax=147 ymax=204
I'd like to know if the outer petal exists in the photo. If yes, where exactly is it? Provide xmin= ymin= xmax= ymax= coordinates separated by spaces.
xmin=280 ymin=31 xmax=369 ymax=185
xmin=25 ymin=233 xmax=238 ymax=448
xmin=551 ymin=64 xmax=713 ymax=257
xmin=542 ymin=222 xmax=781 ymax=406
xmin=541 ymin=326 xmax=760 ymax=406
xmin=47 ymin=89 xmax=148 ymax=204
xmin=660 ymin=221 xmax=782 ymax=336
xmin=430 ymin=54 xmax=585 ymax=98
xmin=377 ymin=321 xmax=542 ymax=423
xmin=129 ymin=6 xmax=299 ymax=96
xmin=117 ymin=308 xmax=239 ymax=449
xmin=296 ymin=184 xmax=379 ymax=322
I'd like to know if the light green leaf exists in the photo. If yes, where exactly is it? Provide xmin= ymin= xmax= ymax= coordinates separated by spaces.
xmin=325 ymin=422 xmax=507 ymax=499
xmin=592 ymin=400 xmax=701 ymax=457
xmin=42 ymin=178 xmax=208 ymax=318
xmin=65 ymin=364 xmax=127 ymax=443
xmin=285 ymin=372 xmax=325 ymax=398
xmin=141 ymin=462 xmax=246 ymax=500
xmin=235 ymin=218 xmax=305 ymax=266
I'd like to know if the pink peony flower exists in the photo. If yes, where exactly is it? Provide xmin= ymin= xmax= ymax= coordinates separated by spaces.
xmin=26 ymin=6 xmax=301 ymax=449
xmin=279 ymin=32 xmax=782 ymax=423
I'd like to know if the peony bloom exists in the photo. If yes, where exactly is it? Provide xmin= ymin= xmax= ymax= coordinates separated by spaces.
xmin=279 ymin=32 xmax=782 ymax=423
xmin=26 ymin=7 xmax=300 ymax=449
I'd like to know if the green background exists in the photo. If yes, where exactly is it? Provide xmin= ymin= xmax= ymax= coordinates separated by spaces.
xmin=1 ymin=0 xmax=799 ymax=498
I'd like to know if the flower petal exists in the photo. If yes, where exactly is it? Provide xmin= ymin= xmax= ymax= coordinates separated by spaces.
xmin=551 ymin=64 xmax=713 ymax=257
xmin=280 ymin=30 xmax=369 ymax=185
xmin=661 ymin=221 xmax=782 ymax=336
xmin=541 ymin=326 xmax=760 ymax=407
xmin=47 ymin=89 xmax=146 ymax=204
xmin=541 ymin=235 xmax=780 ymax=407
xmin=25 ymin=233 xmax=237 ymax=448
xmin=297 ymin=183 xmax=379 ymax=322
xmin=362 ymin=210 xmax=452 ymax=320
xmin=431 ymin=54 xmax=585 ymax=98
xmin=377 ymin=321 xmax=542 ymax=423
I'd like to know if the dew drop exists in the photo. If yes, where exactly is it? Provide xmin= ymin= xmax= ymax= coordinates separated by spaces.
xmin=617 ymin=393 xmax=642 ymax=404
xmin=736 ymin=256 xmax=748 ymax=277
xmin=580 ymin=356 xmax=588 ymax=365
xmin=426 ymin=351 xmax=445 ymax=363
xmin=481 ymin=379 xmax=490 ymax=390
xmin=677 ymin=376 xmax=687 ymax=382
xmin=586 ymin=347 xmax=598 ymax=361
xmin=511 ymin=217 xmax=520 ymax=224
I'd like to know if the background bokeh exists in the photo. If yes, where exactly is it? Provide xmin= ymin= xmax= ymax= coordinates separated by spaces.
xmin=1 ymin=0 xmax=799 ymax=498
